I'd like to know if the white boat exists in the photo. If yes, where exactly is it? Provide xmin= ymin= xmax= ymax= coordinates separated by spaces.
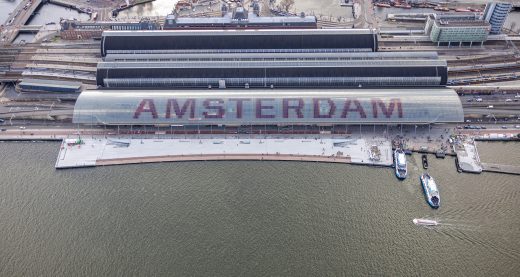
xmin=420 ymin=173 xmax=440 ymax=208
xmin=394 ymin=149 xmax=407 ymax=179
xmin=413 ymin=218 xmax=438 ymax=226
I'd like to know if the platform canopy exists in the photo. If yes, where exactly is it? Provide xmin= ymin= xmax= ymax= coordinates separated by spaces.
xmin=72 ymin=88 xmax=464 ymax=125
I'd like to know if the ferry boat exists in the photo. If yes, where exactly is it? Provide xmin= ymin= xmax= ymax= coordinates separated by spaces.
xmin=394 ymin=149 xmax=408 ymax=179
xmin=420 ymin=173 xmax=440 ymax=208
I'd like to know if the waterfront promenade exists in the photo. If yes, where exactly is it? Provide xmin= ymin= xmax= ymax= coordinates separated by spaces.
xmin=55 ymin=138 xmax=393 ymax=169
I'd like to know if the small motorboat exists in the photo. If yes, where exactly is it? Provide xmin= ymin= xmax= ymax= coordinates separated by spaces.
xmin=422 ymin=154 xmax=428 ymax=169
xmin=413 ymin=218 xmax=438 ymax=226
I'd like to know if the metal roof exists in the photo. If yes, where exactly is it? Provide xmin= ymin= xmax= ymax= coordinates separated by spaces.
xmin=19 ymin=78 xmax=82 ymax=89
xmin=103 ymin=51 xmax=439 ymax=62
xmin=104 ymin=48 xmax=374 ymax=55
xmin=73 ymin=88 xmax=463 ymax=125
xmin=101 ymin=28 xmax=377 ymax=37
xmin=98 ymin=59 xmax=447 ymax=69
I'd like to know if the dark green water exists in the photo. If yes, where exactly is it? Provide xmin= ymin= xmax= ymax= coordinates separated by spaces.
xmin=0 ymin=142 xmax=519 ymax=276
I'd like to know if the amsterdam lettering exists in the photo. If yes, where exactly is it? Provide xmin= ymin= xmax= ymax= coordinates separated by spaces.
xmin=133 ymin=98 xmax=404 ymax=120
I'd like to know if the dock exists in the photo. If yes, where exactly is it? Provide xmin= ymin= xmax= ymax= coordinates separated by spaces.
xmin=481 ymin=163 xmax=520 ymax=175
xmin=453 ymin=140 xmax=483 ymax=173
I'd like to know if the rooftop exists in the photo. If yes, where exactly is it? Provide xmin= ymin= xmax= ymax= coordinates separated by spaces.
xmin=19 ymin=78 xmax=82 ymax=89
xmin=102 ymin=28 xmax=377 ymax=37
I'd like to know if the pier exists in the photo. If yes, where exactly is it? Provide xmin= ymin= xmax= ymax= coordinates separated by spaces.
xmin=482 ymin=163 xmax=520 ymax=175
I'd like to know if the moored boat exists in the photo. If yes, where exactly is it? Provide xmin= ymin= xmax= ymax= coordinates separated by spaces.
xmin=422 ymin=154 xmax=428 ymax=169
xmin=455 ymin=157 xmax=463 ymax=173
xmin=434 ymin=6 xmax=449 ymax=11
xmin=394 ymin=149 xmax=408 ymax=179
xmin=420 ymin=173 xmax=440 ymax=208
xmin=376 ymin=3 xmax=391 ymax=8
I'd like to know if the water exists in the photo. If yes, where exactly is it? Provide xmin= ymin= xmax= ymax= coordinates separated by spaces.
xmin=0 ymin=0 xmax=20 ymax=23
xmin=117 ymin=0 xmax=178 ymax=19
xmin=374 ymin=6 xmax=434 ymax=20
xmin=27 ymin=3 xmax=89 ymax=25
xmin=477 ymin=141 xmax=520 ymax=166
xmin=12 ymin=32 xmax=35 ymax=43
xmin=0 ymin=142 xmax=519 ymax=276
xmin=290 ymin=0 xmax=352 ymax=19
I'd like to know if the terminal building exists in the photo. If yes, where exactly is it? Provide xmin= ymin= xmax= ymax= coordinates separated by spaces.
xmin=100 ymin=29 xmax=378 ymax=57
xmin=72 ymin=89 xmax=464 ymax=126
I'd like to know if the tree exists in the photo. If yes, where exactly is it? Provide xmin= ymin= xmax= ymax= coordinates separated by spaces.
xmin=279 ymin=0 xmax=295 ymax=12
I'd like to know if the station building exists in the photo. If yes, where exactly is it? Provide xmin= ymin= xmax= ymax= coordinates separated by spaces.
xmin=72 ymin=88 xmax=464 ymax=126
xmin=100 ymin=29 xmax=379 ymax=57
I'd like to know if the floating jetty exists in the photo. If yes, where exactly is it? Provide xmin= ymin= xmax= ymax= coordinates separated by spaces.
xmin=453 ymin=140 xmax=482 ymax=173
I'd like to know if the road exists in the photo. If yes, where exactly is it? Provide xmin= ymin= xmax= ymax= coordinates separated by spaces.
xmin=1 ymin=0 xmax=43 ymax=44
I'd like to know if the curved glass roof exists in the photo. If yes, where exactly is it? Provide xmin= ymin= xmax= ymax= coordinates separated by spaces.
xmin=73 ymin=88 xmax=464 ymax=125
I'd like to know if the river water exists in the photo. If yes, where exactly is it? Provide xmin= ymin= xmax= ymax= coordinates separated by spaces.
xmin=0 ymin=142 xmax=518 ymax=276
xmin=0 ymin=0 xmax=21 ymax=24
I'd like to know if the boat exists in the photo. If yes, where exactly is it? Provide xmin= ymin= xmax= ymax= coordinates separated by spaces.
xmin=455 ymin=157 xmax=463 ymax=173
xmin=455 ymin=8 xmax=471 ymax=12
xmin=394 ymin=148 xmax=408 ymax=179
xmin=420 ymin=173 xmax=440 ymax=208
xmin=375 ymin=3 xmax=391 ymax=8
xmin=395 ymin=4 xmax=412 ymax=9
xmin=413 ymin=218 xmax=438 ymax=226
xmin=433 ymin=6 xmax=449 ymax=11
xmin=422 ymin=154 xmax=428 ymax=169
